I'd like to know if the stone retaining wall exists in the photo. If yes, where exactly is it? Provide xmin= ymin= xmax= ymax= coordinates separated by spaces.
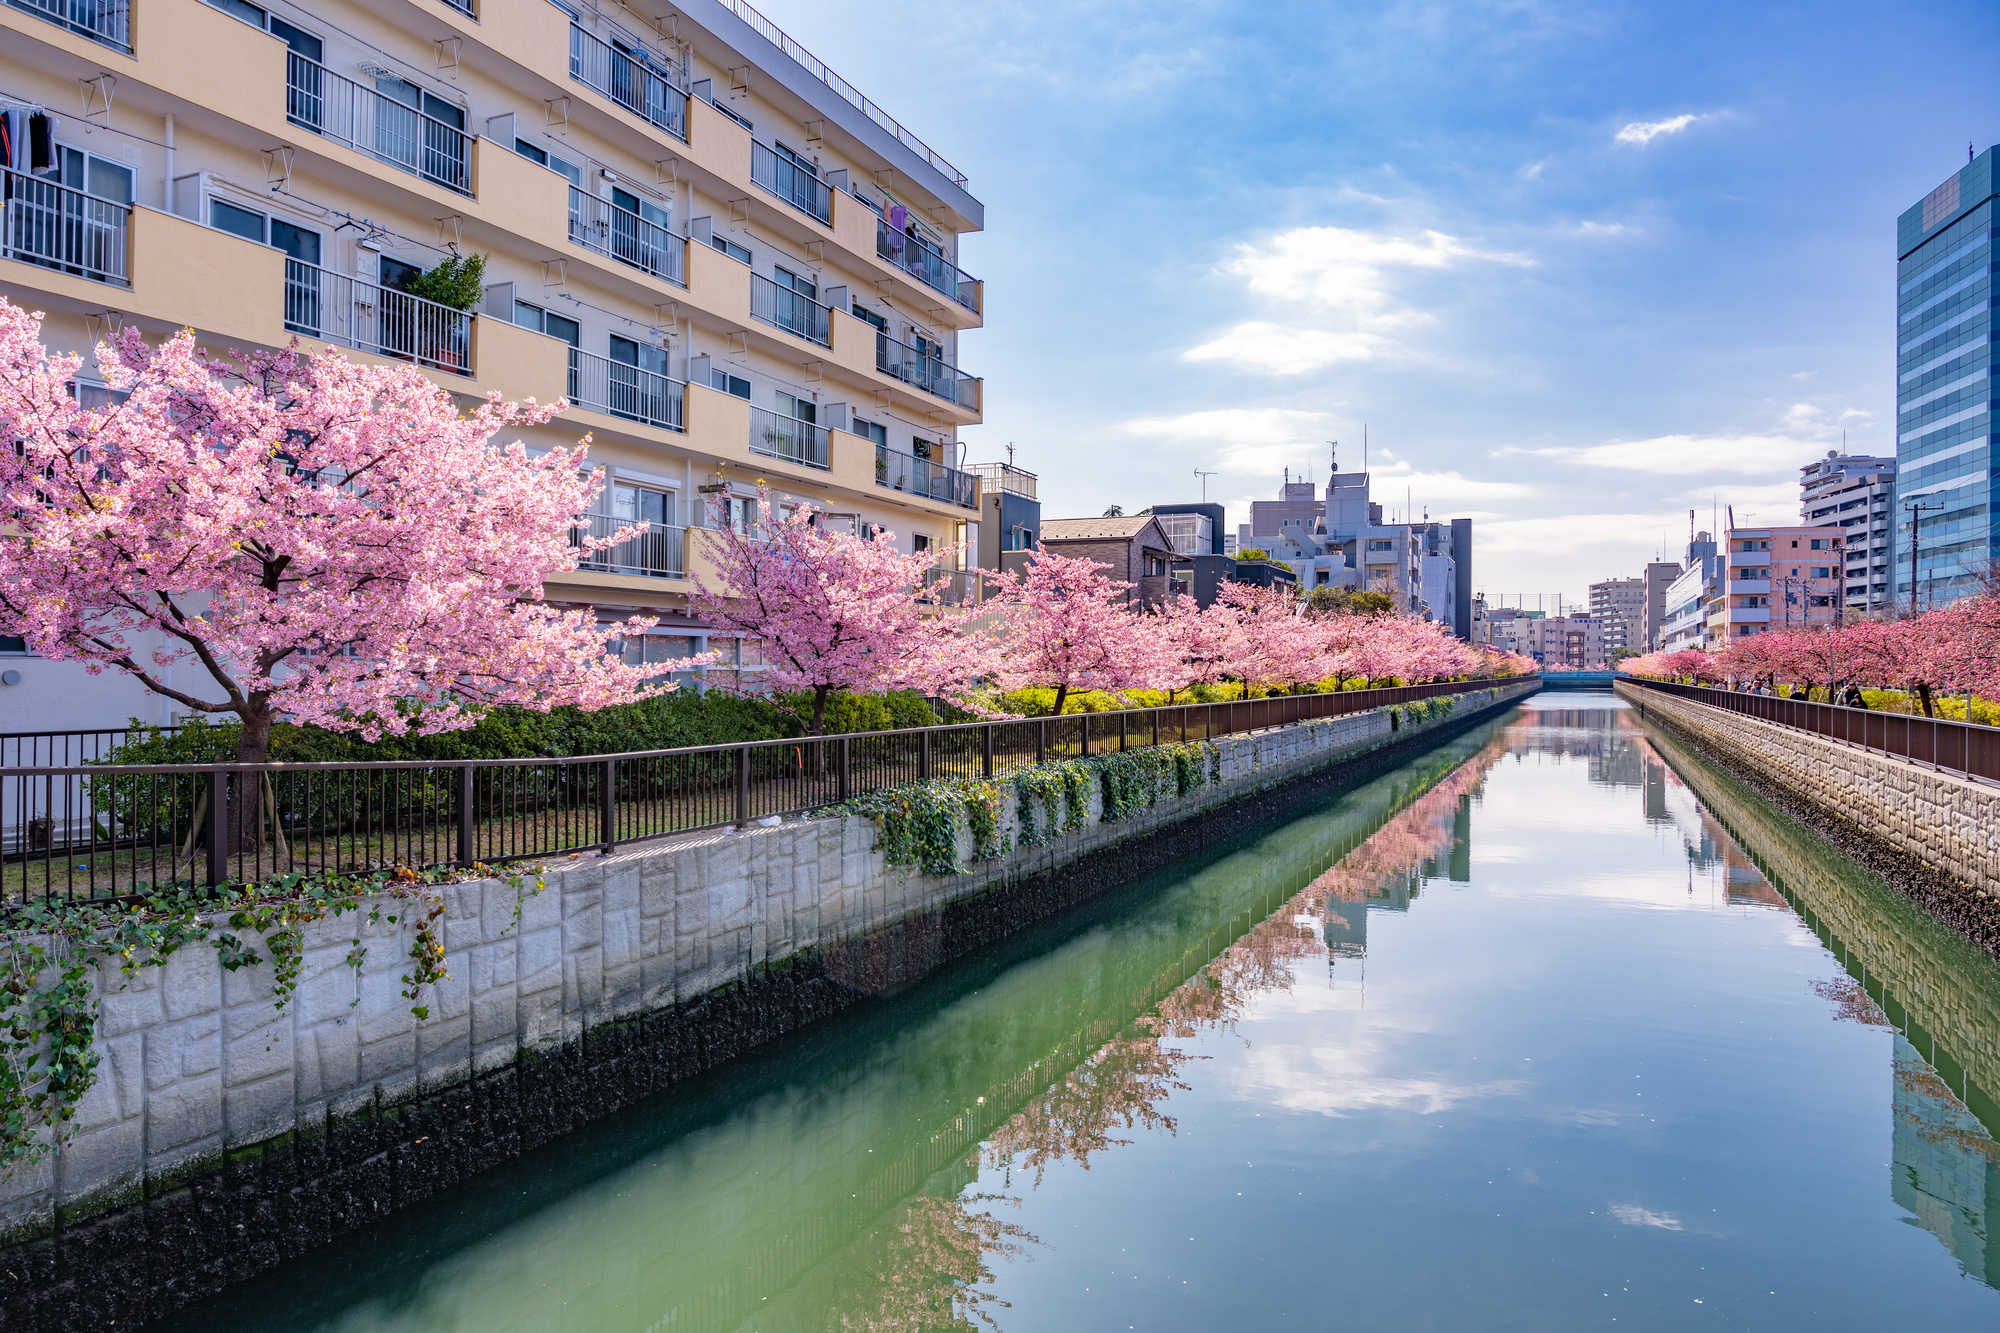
xmin=1618 ymin=682 xmax=2000 ymax=897
xmin=0 ymin=680 xmax=1535 ymax=1330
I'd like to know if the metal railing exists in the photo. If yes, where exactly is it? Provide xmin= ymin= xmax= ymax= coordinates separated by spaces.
xmin=875 ymin=217 xmax=979 ymax=313
xmin=967 ymin=462 xmax=1036 ymax=499
xmin=1620 ymin=677 xmax=2000 ymax=785
xmin=567 ymin=187 xmax=686 ymax=285
xmin=0 ymin=676 xmax=1525 ymax=902
xmin=569 ymin=22 xmax=687 ymax=140
xmin=0 ymin=728 xmax=179 ymax=768
xmin=749 ymin=271 xmax=831 ymax=346
xmin=710 ymin=0 xmax=966 ymax=187
xmin=749 ymin=406 xmax=830 ymax=470
xmin=438 ymin=0 xmax=474 ymax=14
xmin=1 ymin=169 xmax=129 ymax=288
xmin=571 ymin=512 xmax=687 ymax=579
xmin=924 ymin=568 xmax=1006 ymax=606
xmin=874 ymin=330 xmax=979 ymax=410
xmin=7 ymin=0 xmax=127 ymax=50
xmin=749 ymin=141 xmax=831 ymax=224
xmin=285 ymin=52 xmax=470 ymax=195
xmin=284 ymin=259 xmax=473 ymax=376
xmin=567 ymin=347 xmax=684 ymax=431
xmin=876 ymin=445 xmax=976 ymax=510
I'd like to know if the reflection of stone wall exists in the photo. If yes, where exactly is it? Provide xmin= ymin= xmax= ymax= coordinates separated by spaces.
xmin=1635 ymin=708 xmax=2000 ymax=1138
xmin=0 ymin=680 xmax=1537 ymax=1326
xmin=1618 ymin=684 xmax=2000 ymax=898
xmin=1893 ymin=1036 xmax=2000 ymax=1288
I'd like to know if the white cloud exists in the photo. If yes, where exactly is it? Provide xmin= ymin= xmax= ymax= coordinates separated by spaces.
xmin=1520 ymin=159 xmax=1548 ymax=180
xmin=1573 ymin=220 xmax=1635 ymax=238
xmin=1510 ymin=431 xmax=1833 ymax=477
xmin=1122 ymin=407 xmax=1336 ymax=474
xmin=1182 ymin=226 xmax=1534 ymax=374
xmin=1368 ymin=459 xmax=1535 ymax=504
xmin=1614 ymin=113 xmax=1709 ymax=146
xmin=1610 ymin=1204 xmax=1684 ymax=1230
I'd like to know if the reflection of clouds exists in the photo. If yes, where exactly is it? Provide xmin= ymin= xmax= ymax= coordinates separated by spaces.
xmin=1572 ymin=1108 xmax=1620 ymax=1126
xmin=1610 ymin=1204 xmax=1683 ymax=1230
xmin=1240 ymin=1043 xmax=1525 ymax=1117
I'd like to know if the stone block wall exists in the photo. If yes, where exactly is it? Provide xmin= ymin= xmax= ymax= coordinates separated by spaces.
xmin=1619 ymin=683 xmax=2000 ymax=897
xmin=0 ymin=680 xmax=1534 ymax=1326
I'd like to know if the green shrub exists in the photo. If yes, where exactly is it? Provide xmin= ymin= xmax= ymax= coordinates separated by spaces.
xmin=406 ymin=252 xmax=488 ymax=311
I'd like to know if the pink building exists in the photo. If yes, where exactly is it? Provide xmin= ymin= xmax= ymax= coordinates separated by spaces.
xmin=1720 ymin=526 xmax=1845 ymax=641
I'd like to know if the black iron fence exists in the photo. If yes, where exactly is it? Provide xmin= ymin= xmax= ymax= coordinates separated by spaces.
xmin=1619 ymin=677 xmax=2000 ymax=785
xmin=0 ymin=677 xmax=1528 ymax=904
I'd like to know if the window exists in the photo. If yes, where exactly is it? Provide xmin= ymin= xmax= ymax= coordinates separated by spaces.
xmin=1367 ymin=539 xmax=1394 ymax=551
xmin=1146 ymin=555 xmax=1167 ymax=577
xmin=599 ymin=482 xmax=673 ymax=529
xmin=515 ymin=139 xmax=583 ymax=187
xmin=208 ymin=200 xmax=322 ymax=268
xmin=851 ymin=416 xmax=887 ymax=447
xmin=0 ymin=637 xmax=28 ymax=655
xmin=774 ymin=142 xmax=818 ymax=179
xmin=710 ymin=234 xmax=751 ymax=265
xmin=1809 ymin=566 xmax=1833 ymax=578
xmin=775 ymin=392 xmax=815 ymax=424
xmin=912 ymin=534 xmax=930 ymax=553
xmin=773 ymin=266 xmax=816 ymax=300
xmin=710 ymin=369 xmax=751 ymax=399
xmin=514 ymin=303 xmax=580 ymax=346
xmin=70 ymin=381 xmax=130 ymax=411
xmin=609 ymin=334 xmax=667 ymax=377
xmin=210 ymin=199 xmax=265 ymax=242
xmin=851 ymin=302 xmax=887 ymax=332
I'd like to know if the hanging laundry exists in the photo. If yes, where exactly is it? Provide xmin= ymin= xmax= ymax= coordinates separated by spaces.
xmin=0 ymin=111 xmax=14 ymax=173
xmin=887 ymin=203 xmax=907 ymax=231
xmin=28 ymin=114 xmax=55 ymax=173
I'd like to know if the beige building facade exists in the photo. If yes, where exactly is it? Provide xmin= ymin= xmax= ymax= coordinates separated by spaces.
xmin=0 ymin=0 xmax=989 ymax=699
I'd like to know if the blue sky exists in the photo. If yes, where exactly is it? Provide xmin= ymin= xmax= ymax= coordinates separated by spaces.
xmin=756 ymin=0 xmax=2000 ymax=600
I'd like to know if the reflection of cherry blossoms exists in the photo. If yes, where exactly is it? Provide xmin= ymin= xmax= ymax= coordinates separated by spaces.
xmin=1809 ymin=977 xmax=1893 ymax=1028
xmin=841 ymin=1195 xmax=1040 ymax=1333
xmin=983 ymin=1035 xmax=1198 ymax=1188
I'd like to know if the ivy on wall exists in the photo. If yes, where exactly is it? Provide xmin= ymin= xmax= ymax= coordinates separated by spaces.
xmin=0 ymin=865 xmax=540 ymax=1171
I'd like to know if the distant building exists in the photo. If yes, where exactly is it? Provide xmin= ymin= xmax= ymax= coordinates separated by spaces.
xmin=1588 ymin=577 xmax=1647 ymax=654
xmin=1476 ymin=601 xmax=1542 ymax=656
xmin=971 ymin=464 xmax=1041 ymax=581
xmin=1038 ymin=515 xmax=1179 ymax=607
xmin=1526 ymin=614 xmax=1607 ymax=669
xmin=1799 ymin=451 xmax=1896 ymax=615
xmin=1896 ymin=146 xmax=1998 ymax=609
xmin=1661 ymin=531 xmax=1723 ymax=652
xmin=1152 ymin=503 xmax=1226 ymax=556
xmin=1721 ymin=526 xmax=1844 ymax=641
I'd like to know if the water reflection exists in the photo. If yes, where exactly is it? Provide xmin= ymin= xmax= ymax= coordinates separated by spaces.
xmin=167 ymin=695 xmax=2000 ymax=1331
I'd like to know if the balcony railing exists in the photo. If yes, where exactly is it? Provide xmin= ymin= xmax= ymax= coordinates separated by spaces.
xmin=567 ymin=347 xmax=684 ymax=432
xmin=286 ymin=53 xmax=470 ymax=195
xmin=749 ymin=272 xmax=831 ymax=347
xmin=750 ymin=141 xmax=831 ymax=225
xmin=567 ymin=187 xmax=686 ymax=286
xmin=875 ymin=218 xmax=980 ymax=314
xmin=7 ymin=0 xmax=127 ymax=50
xmin=0 ymin=170 xmax=129 ymax=288
xmin=572 ymin=512 xmax=686 ymax=579
xmin=967 ymin=462 xmax=1036 ymax=500
xmin=876 ymin=445 xmax=976 ymax=510
xmin=923 ymin=568 xmax=1006 ymax=606
xmin=874 ymin=331 xmax=979 ymax=410
xmin=283 ymin=259 xmax=472 ymax=376
xmin=749 ymin=406 xmax=830 ymax=470
xmin=569 ymin=23 xmax=687 ymax=141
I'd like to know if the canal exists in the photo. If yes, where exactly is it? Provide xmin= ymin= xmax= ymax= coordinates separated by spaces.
xmin=165 ymin=691 xmax=2000 ymax=1331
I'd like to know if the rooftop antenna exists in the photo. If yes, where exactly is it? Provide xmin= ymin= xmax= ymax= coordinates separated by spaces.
xmin=1364 ymin=424 xmax=1368 ymax=473
xmin=1005 ymin=442 xmax=1016 ymax=468
xmin=1328 ymin=439 xmax=1338 ymax=473
xmin=1194 ymin=467 xmax=1217 ymax=501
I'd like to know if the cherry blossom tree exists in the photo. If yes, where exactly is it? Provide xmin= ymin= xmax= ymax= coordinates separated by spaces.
xmin=1217 ymin=582 xmax=1324 ymax=696
xmin=1148 ymin=591 xmax=1235 ymax=702
xmin=0 ymin=301 xmax=661 ymax=774
xmin=990 ymin=545 xmax=1167 ymax=715
xmin=690 ymin=491 xmax=990 ymax=735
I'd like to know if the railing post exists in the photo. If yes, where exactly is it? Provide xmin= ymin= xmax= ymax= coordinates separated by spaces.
xmin=919 ymin=730 xmax=931 ymax=780
xmin=1152 ymin=710 xmax=1159 ymax=749
xmin=735 ymin=746 xmax=751 ymax=828
xmin=840 ymin=737 xmax=852 ymax=800
xmin=1080 ymin=714 xmax=1090 ymax=758
xmin=456 ymin=764 xmax=475 ymax=867
xmin=1035 ymin=720 xmax=1046 ymax=765
xmin=601 ymin=757 xmax=617 ymax=852
xmin=982 ymin=724 xmax=994 ymax=778
xmin=205 ymin=768 xmax=228 ymax=889
xmin=1119 ymin=712 xmax=1127 ymax=752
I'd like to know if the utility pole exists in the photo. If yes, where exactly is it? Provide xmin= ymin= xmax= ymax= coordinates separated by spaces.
xmin=1904 ymin=497 xmax=1944 ymax=614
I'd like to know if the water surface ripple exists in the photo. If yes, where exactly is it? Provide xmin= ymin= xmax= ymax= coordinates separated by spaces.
xmin=167 ymin=692 xmax=2000 ymax=1331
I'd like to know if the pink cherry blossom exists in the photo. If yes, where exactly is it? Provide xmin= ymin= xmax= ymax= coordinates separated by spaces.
xmin=989 ymin=544 xmax=1170 ymax=714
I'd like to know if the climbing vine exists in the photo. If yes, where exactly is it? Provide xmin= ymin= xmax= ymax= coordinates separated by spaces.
xmin=847 ymin=779 xmax=1014 ymax=875
xmin=0 ymin=862 xmax=542 ymax=1170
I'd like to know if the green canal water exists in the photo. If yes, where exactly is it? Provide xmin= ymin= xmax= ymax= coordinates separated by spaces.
xmin=167 ymin=691 xmax=2000 ymax=1331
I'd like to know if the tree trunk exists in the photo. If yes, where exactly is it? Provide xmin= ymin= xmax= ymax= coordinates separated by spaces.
xmin=1051 ymin=683 xmax=1070 ymax=718
xmin=810 ymin=684 xmax=831 ymax=737
xmin=227 ymin=699 xmax=274 ymax=865
xmin=1916 ymin=683 xmax=1936 ymax=718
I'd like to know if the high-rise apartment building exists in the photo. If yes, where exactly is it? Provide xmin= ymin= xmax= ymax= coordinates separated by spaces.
xmin=1895 ymin=147 xmax=1997 ymax=610
xmin=1524 ymin=614 xmax=1605 ymax=669
xmin=1661 ymin=531 xmax=1721 ymax=652
xmin=1799 ymin=451 xmax=1896 ymax=615
xmin=0 ymin=0 xmax=990 ymax=722
xmin=1588 ymin=577 xmax=1645 ymax=654
xmin=1720 ymin=527 xmax=1844 ymax=641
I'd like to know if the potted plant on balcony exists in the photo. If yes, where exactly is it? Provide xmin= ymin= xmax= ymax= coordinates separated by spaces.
xmin=407 ymin=252 xmax=488 ymax=373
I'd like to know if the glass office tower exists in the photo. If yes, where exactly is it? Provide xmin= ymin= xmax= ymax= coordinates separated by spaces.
xmin=1894 ymin=146 xmax=1998 ymax=609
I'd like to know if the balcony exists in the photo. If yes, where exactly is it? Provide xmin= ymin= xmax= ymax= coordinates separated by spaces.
xmin=749 ymin=406 xmax=829 ymax=470
xmin=567 ymin=188 xmax=686 ymax=286
xmin=567 ymin=348 xmax=684 ymax=432
xmin=1 ymin=170 xmax=128 ymax=288
xmin=283 ymin=259 xmax=471 ymax=375
xmin=874 ymin=331 xmax=979 ymax=410
xmin=286 ymin=53 xmax=471 ymax=196
xmin=749 ymin=272 xmax=830 ymax=347
xmin=924 ymin=568 xmax=1006 ymax=606
xmin=876 ymin=218 xmax=979 ymax=314
xmin=569 ymin=23 xmax=687 ymax=141
xmin=572 ymin=513 xmax=687 ymax=579
xmin=876 ymin=445 xmax=976 ymax=510
xmin=750 ymin=141 xmax=831 ymax=226
xmin=7 ymin=0 xmax=126 ymax=51
xmin=967 ymin=462 xmax=1036 ymax=499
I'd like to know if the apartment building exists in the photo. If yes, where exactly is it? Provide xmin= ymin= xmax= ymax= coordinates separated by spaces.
xmin=1588 ymin=577 xmax=1645 ymax=655
xmin=1798 ymin=450 xmax=1896 ymax=615
xmin=1720 ymin=527 xmax=1843 ymax=642
xmin=1660 ymin=531 xmax=1721 ymax=653
xmin=0 ymin=0 xmax=991 ymax=719
xmin=1524 ymin=614 xmax=1605 ymax=669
